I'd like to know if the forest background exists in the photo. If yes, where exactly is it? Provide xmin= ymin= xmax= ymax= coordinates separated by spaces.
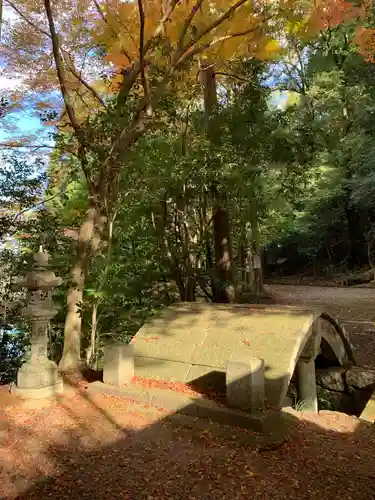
xmin=1 ymin=0 xmax=375 ymax=381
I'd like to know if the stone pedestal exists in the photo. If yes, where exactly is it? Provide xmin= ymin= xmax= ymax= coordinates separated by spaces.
xmin=103 ymin=343 xmax=135 ymax=386
xmin=14 ymin=359 xmax=63 ymax=398
xmin=296 ymin=359 xmax=318 ymax=412
xmin=12 ymin=250 xmax=63 ymax=399
xmin=226 ymin=357 xmax=265 ymax=413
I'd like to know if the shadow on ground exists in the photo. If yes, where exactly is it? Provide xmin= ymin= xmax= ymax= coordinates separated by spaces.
xmin=1 ymin=368 xmax=375 ymax=500
xmin=2 ymin=298 xmax=375 ymax=498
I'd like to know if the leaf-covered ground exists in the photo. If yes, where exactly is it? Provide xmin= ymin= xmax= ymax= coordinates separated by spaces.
xmin=1 ymin=285 xmax=375 ymax=499
xmin=1 ymin=385 xmax=375 ymax=500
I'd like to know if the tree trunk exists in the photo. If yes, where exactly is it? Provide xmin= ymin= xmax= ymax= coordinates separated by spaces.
xmin=345 ymin=203 xmax=366 ymax=269
xmin=59 ymin=204 xmax=104 ymax=372
xmin=245 ymin=245 xmax=253 ymax=287
xmin=201 ymin=62 xmax=235 ymax=303
xmin=85 ymin=216 xmax=115 ymax=368
xmin=250 ymin=205 xmax=263 ymax=295
xmin=86 ymin=301 xmax=98 ymax=368
xmin=239 ymin=243 xmax=246 ymax=283
xmin=212 ymin=199 xmax=235 ymax=303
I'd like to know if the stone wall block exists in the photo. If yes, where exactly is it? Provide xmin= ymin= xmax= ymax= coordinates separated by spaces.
xmin=103 ymin=344 xmax=135 ymax=386
xmin=226 ymin=357 xmax=265 ymax=413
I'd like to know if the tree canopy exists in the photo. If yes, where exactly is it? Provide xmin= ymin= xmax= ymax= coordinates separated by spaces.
xmin=2 ymin=0 xmax=375 ymax=377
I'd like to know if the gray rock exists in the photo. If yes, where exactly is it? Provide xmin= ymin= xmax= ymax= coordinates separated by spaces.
xmin=317 ymin=387 xmax=353 ymax=413
xmin=346 ymin=367 xmax=375 ymax=389
xmin=316 ymin=367 xmax=346 ymax=392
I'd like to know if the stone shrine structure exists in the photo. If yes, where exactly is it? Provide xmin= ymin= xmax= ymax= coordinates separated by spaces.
xmin=12 ymin=249 xmax=63 ymax=399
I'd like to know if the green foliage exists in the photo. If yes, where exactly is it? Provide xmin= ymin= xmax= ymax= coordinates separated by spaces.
xmin=6 ymin=13 xmax=375 ymax=372
xmin=0 ymin=325 xmax=29 ymax=384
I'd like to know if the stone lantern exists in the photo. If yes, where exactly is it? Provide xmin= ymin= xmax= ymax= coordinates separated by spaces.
xmin=12 ymin=249 xmax=64 ymax=399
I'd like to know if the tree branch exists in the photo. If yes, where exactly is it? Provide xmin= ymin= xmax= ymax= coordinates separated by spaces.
xmin=177 ymin=0 xmax=204 ymax=53
xmin=43 ymin=0 xmax=80 ymax=134
xmin=10 ymin=191 xmax=63 ymax=225
xmin=67 ymin=63 xmax=107 ymax=108
xmin=215 ymin=71 xmax=251 ymax=83
xmin=176 ymin=26 xmax=260 ymax=66
xmin=93 ymin=0 xmax=133 ymax=63
xmin=138 ymin=0 xmax=151 ymax=116
xmin=44 ymin=0 xmax=96 ymax=194
xmin=92 ymin=0 xmax=106 ymax=22
xmin=0 ymin=0 xmax=3 ymax=42
xmin=144 ymin=0 xmax=180 ymax=53
xmin=6 ymin=1 xmax=106 ymax=111
xmin=118 ymin=0 xmax=180 ymax=101
xmin=179 ymin=0 xmax=248 ymax=57
xmin=0 ymin=143 xmax=53 ymax=150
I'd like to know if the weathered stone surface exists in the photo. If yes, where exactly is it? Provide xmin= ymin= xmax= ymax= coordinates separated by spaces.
xmin=296 ymin=359 xmax=318 ymax=412
xmin=103 ymin=344 xmax=135 ymax=386
xmin=299 ymin=329 xmax=321 ymax=362
xmin=91 ymin=384 xmax=291 ymax=447
xmin=346 ymin=367 xmax=375 ymax=389
xmin=226 ymin=357 xmax=265 ymax=413
xmin=132 ymin=303 xmax=354 ymax=409
xmin=317 ymin=317 xmax=353 ymax=366
xmin=316 ymin=367 xmax=346 ymax=392
xmin=16 ymin=359 xmax=61 ymax=389
xmin=12 ymin=380 xmax=64 ymax=399
xmin=134 ymin=357 xmax=192 ymax=382
xmin=14 ymin=250 xmax=63 ymax=399
xmin=185 ymin=365 xmax=225 ymax=390
xmin=147 ymin=387 xmax=198 ymax=416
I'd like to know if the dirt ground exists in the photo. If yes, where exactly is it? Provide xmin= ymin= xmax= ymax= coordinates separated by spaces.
xmin=1 ymin=285 xmax=375 ymax=500
xmin=269 ymin=284 xmax=375 ymax=369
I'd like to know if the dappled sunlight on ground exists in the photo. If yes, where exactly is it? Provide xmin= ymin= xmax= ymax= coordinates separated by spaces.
xmin=2 ymin=285 xmax=375 ymax=499
xmin=1 ymin=384 xmax=375 ymax=500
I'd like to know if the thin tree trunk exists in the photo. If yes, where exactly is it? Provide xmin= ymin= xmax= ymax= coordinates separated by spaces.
xmin=212 ymin=198 xmax=235 ymax=302
xmin=87 ymin=301 xmax=98 ymax=368
xmin=239 ymin=243 xmax=246 ymax=283
xmin=59 ymin=204 xmax=104 ymax=372
xmin=245 ymin=246 xmax=253 ymax=287
xmin=250 ymin=205 xmax=263 ymax=295
xmin=86 ymin=216 xmax=115 ymax=368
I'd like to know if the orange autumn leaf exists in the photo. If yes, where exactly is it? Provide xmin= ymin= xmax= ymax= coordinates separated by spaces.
xmin=355 ymin=26 xmax=375 ymax=63
xmin=309 ymin=0 xmax=361 ymax=32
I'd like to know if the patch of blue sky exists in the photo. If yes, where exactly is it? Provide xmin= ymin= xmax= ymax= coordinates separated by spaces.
xmin=0 ymin=90 xmax=59 ymax=158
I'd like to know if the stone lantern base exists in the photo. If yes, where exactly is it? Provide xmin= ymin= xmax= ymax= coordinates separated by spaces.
xmin=12 ymin=358 xmax=64 ymax=399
